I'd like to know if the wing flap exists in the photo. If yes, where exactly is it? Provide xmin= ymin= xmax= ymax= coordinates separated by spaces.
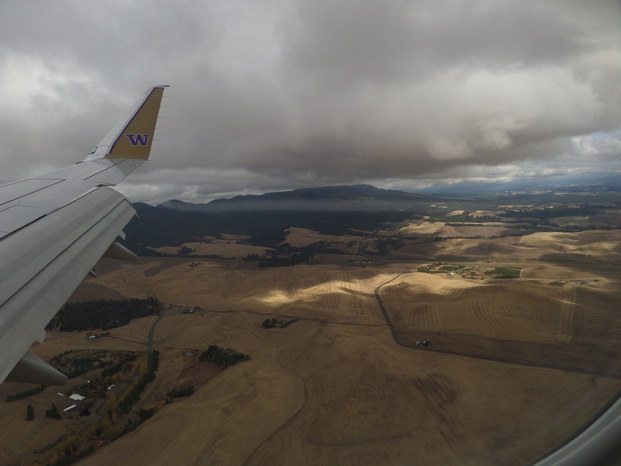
xmin=0 ymin=187 xmax=135 ymax=384
xmin=0 ymin=179 xmax=63 ymax=208
xmin=0 ymin=187 xmax=127 ymax=306
xmin=0 ymin=205 xmax=47 ymax=238
xmin=104 ymin=241 xmax=138 ymax=261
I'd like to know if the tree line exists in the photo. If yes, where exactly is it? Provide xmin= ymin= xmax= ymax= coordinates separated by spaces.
xmin=46 ymin=298 xmax=159 ymax=331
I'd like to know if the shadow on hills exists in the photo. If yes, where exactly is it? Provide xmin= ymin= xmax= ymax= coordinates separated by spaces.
xmin=98 ymin=256 xmax=621 ymax=377
xmin=241 ymin=268 xmax=621 ymax=376
xmin=395 ymin=329 xmax=621 ymax=378
xmin=381 ymin=279 xmax=621 ymax=377
xmin=539 ymin=253 xmax=621 ymax=265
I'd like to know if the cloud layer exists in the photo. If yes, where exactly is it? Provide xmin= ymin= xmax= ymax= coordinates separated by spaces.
xmin=1 ymin=0 xmax=620 ymax=202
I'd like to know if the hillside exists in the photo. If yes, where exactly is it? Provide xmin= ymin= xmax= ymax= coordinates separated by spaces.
xmin=0 ymin=188 xmax=620 ymax=465
xmin=161 ymin=184 xmax=432 ymax=212
xmin=123 ymin=185 xmax=435 ymax=252
xmin=122 ymin=184 xmax=621 ymax=256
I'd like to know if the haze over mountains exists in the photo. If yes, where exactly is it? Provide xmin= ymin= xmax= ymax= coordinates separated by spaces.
xmin=123 ymin=181 xmax=621 ymax=256
xmin=127 ymin=185 xmax=423 ymax=252
xmin=159 ymin=184 xmax=431 ymax=212
xmin=158 ymin=172 xmax=621 ymax=213
xmin=410 ymin=172 xmax=621 ymax=196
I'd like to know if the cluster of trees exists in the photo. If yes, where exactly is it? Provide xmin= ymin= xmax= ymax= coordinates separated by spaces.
xmin=47 ymin=298 xmax=159 ymax=331
xmin=258 ymin=244 xmax=317 ymax=267
xmin=6 ymin=385 xmax=45 ymax=402
xmin=167 ymin=386 xmax=194 ymax=398
xmin=417 ymin=263 xmax=465 ymax=274
xmin=45 ymin=403 xmax=61 ymax=420
xmin=48 ymin=350 xmax=137 ymax=381
xmin=101 ymin=353 xmax=138 ymax=378
xmin=247 ymin=235 xmax=406 ymax=267
xmin=262 ymin=318 xmax=299 ymax=329
xmin=262 ymin=318 xmax=284 ymax=328
xmin=45 ymin=439 xmax=97 ymax=466
xmin=117 ymin=350 xmax=160 ymax=414
xmin=373 ymin=238 xmax=405 ymax=254
xmin=256 ymin=240 xmax=353 ymax=268
xmin=60 ymin=356 xmax=103 ymax=379
xmin=137 ymin=408 xmax=155 ymax=420
xmin=200 ymin=345 xmax=250 ymax=367
xmin=176 ymin=245 xmax=195 ymax=256
xmin=484 ymin=267 xmax=521 ymax=279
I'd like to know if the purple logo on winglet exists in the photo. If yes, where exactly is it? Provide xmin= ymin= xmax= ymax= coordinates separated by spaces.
xmin=126 ymin=134 xmax=150 ymax=146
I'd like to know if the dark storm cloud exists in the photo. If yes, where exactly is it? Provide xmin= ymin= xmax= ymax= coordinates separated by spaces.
xmin=0 ymin=0 xmax=619 ymax=202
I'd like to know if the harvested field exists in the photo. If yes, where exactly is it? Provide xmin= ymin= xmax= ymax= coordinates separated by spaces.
xmin=154 ymin=241 xmax=272 ymax=258
xmin=394 ymin=229 xmax=621 ymax=263
xmin=90 ymin=261 xmax=400 ymax=325
xmin=382 ymin=274 xmax=574 ymax=344
xmin=282 ymin=227 xmax=362 ymax=248
xmin=519 ymin=230 xmax=621 ymax=256
xmin=379 ymin=268 xmax=621 ymax=375
xmin=397 ymin=221 xmax=513 ymax=239
xmin=32 ymin=328 xmax=147 ymax=360
xmin=76 ymin=316 xmax=620 ymax=466
xmin=0 ymin=226 xmax=619 ymax=465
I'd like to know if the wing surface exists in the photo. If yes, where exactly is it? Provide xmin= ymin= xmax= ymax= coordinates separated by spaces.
xmin=0 ymin=85 xmax=168 ymax=385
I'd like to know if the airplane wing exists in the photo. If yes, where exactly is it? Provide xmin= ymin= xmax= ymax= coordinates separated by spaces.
xmin=0 ymin=85 xmax=168 ymax=385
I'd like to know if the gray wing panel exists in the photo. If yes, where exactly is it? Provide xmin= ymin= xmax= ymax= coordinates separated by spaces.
xmin=0 ymin=179 xmax=63 ymax=208
xmin=34 ymin=158 xmax=145 ymax=187
xmin=0 ymin=186 xmax=135 ymax=384
xmin=0 ymin=159 xmax=143 ymax=240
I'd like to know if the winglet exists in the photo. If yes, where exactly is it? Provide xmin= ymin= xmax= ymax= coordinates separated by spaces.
xmin=89 ymin=85 xmax=168 ymax=160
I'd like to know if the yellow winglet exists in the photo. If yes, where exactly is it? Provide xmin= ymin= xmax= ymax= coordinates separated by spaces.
xmin=91 ymin=85 xmax=168 ymax=160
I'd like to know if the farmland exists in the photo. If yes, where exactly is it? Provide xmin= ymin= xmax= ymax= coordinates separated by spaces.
xmin=1 ymin=203 xmax=620 ymax=465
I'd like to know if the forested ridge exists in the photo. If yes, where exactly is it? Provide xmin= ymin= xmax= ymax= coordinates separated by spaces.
xmin=46 ymin=298 xmax=160 ymax=331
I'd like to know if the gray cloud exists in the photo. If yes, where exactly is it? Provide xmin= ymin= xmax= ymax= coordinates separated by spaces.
xmin=0 ymin=0 xmax=620 ymax=202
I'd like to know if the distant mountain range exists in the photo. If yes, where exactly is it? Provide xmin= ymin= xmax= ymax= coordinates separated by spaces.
xmin=122 ymin=183 xmax=620 ymax=254
xmin=411 ymin=172 xmax=621 ymax=196
xmin=125 ymin=185 xmax=435 ymax=252
xmin=158 ymin=184 xmax=432 ymax=212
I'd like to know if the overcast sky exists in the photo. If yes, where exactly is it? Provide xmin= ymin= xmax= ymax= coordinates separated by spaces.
xmin=1 ymin=0 xmax=620 ymax=203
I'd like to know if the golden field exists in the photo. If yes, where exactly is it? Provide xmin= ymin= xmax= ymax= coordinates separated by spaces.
xmin=0 ymin=224 xmax=620 ymax=465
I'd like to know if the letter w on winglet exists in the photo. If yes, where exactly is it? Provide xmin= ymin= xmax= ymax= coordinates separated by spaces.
xmin=90 ymin=85 xmax=168 ymax=160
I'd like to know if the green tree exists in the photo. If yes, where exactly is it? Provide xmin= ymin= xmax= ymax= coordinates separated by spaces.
xmin=177 ymin=246 xmax=195 ymax=256
xmin=45 ymin=403 xmax=61 ymax=420
xmin=26 ymin=404 xmax=34 ymax=421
